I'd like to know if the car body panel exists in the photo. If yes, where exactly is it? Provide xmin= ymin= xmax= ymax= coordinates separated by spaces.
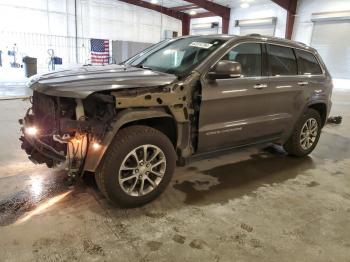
xmin=29 ymin=64 xmax=177 ymax=99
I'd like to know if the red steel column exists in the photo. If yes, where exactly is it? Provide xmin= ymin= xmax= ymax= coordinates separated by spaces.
xmin=182 ymin=15 xmax=191 ymax=35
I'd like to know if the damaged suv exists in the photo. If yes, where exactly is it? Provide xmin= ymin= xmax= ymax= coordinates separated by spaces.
xmin=20 ymin=35 xmax=333 ymax=207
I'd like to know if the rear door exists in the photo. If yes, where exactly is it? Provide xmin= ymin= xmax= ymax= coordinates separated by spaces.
xmin=266 ymin=44 xmax=305 ymax=135
xmin=294 ymin=48 xmax=326 ymax=92
xmin=197 ymin=42 xmax=288 ymax=152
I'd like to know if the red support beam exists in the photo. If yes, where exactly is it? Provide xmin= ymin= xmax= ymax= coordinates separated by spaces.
xmin=170 ymin=4 xmax=198 ymax=12
xmin=271 ymin=0 xmax=298 ymax=39
xmin=285 ymin=10 xmax=296 ymax=39
xmin=182 ymin=15 xmax=191 ymax=35
xmin=184 ymin=0 xmax=231 ymax=34
xmin=191 ymin=11 xmax=216 ymax=19
xmin=118 ymin=0 xmax=191 ymax=35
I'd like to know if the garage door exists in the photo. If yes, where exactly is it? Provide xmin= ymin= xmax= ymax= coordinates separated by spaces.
xmin=311 ymin=20 xmax=350 ymax=79
xmin=236 ymin=17 xmax=276 ymax=36
xmin=240 ymin=25 xmax=275 ymax=36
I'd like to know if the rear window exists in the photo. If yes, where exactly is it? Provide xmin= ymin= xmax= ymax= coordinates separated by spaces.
xmin=267 ymin=44 xmax=298 ymax=76
xmin=295 ymin=49 xmax=323 ymax=75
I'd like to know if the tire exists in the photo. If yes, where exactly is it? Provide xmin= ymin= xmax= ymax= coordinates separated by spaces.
xmin=284 ymin=108 xmax=322 ymax=157
xmin=96 ymin=125 xmax=176 ymax=208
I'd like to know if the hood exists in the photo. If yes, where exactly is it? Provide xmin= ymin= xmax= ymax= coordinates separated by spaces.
xmin=29 ymin=64 xmax=177 ymax=99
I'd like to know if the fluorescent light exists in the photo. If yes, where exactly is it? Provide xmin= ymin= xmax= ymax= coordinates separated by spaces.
xmin=150 ymin=0 xmax=158 ymax=4
xmin=189 ymin=10 xmax=197 ymax=16
xmin=240 ymin=3 xmax=250 ymax=8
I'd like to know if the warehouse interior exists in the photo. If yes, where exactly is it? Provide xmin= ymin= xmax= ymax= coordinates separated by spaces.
xmin=0 ymin=0 xmax=349 ymax=261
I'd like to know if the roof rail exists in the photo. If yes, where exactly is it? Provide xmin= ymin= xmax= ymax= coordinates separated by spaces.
xmin=247 ymin=33 xmax=262 ymax=37
xmin=296 ymin=41 xmax=307 ymax=46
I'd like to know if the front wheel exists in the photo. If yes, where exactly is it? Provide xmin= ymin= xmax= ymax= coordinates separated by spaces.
xmin=96 ymin=125 xmax=176 ymax=208
xmin=284 ymin=108 xmax=322 ymax=157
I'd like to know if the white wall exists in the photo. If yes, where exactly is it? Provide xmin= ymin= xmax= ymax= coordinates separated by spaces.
xmin=292 ymin=0 xmax=350 ymax=45
xmin=0 ymin=0 xmax=181 ymax=43
xmin=229 ymin=2 xmax=287 ymax=37
xmin=0 ymin=0 xmax=181 ymax=69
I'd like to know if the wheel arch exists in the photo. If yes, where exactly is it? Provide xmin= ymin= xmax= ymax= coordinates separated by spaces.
xmin=308 ymin=102 xmax=327 ymax=127
xmin=83 ymin=108 xmax=177 ymax=172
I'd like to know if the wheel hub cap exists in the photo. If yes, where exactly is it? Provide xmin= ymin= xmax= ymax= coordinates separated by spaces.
xmin=300 ymin=118 xmax=318 ymax=150
xmin=118 ymin=145 xmax=166 ymax=197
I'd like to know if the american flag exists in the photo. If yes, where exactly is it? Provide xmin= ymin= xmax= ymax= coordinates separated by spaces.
xmin=90 ymin=39 xmax=109 ymax=64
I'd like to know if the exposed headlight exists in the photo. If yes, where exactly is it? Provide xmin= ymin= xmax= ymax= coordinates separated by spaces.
xmin=92 ymin=142 xmax=101 ymax=150
xmin=25 ymin=126 xmax=38 ymax=136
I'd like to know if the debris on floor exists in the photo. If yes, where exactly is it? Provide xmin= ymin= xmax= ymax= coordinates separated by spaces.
xmin=327 ymin=116 xmax=343 ymax=125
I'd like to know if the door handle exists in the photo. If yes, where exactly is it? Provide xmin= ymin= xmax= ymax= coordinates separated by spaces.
xmin=298 ymin=81 xmax=309 ymax=86
xmin=253 ymin=84 xmax=268 ymax=89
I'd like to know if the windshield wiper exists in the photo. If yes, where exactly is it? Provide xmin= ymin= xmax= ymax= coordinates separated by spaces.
xmin=135 ymin=64 xmax=153 ymax=70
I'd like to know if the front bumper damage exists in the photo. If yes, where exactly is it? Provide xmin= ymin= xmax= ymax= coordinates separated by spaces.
xmin=19 ymin=116 xmax=66 ymax=166
xmin=19 ymin=91 xmax=116 ymax=175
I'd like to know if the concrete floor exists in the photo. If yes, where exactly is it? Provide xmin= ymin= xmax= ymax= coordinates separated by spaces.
xmin=0 ymin=89 xmax=349 ymax=262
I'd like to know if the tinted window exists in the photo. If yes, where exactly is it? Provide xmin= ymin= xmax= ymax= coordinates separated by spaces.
xmin=267 ymin=45 xmax=297 ymax=76
xmin=222 ymin=43 xmax=262 ymax=77
xmin=295 ymin=49 xmax=323 ymax=75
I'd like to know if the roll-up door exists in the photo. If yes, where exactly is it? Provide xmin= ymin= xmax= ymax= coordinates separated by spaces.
xmin=311 ymin=11 xmax=350 ymax=79
xmin=191 ymin=23 xmax=219 ymax=36
xmin=236 ymin=17 xmax=276 ymax=36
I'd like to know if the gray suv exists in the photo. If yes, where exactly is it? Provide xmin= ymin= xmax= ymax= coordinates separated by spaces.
xmin=20 ymin=34 xmax=333 ymax=207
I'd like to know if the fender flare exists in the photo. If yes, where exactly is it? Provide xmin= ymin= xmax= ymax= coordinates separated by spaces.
xmin=83 ymin=108 xmax=173 ymax=172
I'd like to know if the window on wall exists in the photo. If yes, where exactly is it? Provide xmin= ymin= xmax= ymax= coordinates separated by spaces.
xmin=222 ymin=43 xmax=262 ymax=77
xmin=295 ymin=49 xmax=323 ymax=75
xmin=267 ymin=44 xmax=297 ymax=76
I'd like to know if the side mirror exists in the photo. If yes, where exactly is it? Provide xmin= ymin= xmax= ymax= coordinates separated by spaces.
xmin=208 ymin=60 xmax=242 ymax=79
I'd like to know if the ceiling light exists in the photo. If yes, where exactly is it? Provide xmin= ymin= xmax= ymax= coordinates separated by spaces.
xmin=189 ymin=10 xmax=197 ymax=16
xmin=240 ymin=3 xmax=250 ymax=8
xmin=150 ymin=0 xmax=158 ymax=4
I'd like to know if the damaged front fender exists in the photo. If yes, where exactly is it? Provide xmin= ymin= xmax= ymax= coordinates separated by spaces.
xmin=83 ymin=108 xmax=173 ymax=172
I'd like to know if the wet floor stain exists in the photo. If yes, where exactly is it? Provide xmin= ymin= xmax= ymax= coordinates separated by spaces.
xmin=241 ymin=223 xmax=254 ymax=233
xmin=174 ymin=149 xmax=315 ymax=206
xmin=172 ymin=234 xmax=186 ymax=244
xmin=189 ymin=239 xmax=206 ymax=249
xmin=173 ymin=132 xmax=350 ymax=206
xmin=83 ymin=239 xmax=105 ymax=256
xmin=0 ymin=171 xmax=74 ymax=226
xmin=306 ymin=181 xmax=320 ymax=187
xmin=146 ymin=241 xmax=163 ymax=252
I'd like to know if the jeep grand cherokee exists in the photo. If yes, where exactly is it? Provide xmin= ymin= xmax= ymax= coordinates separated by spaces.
xmin=20 ymin=34 xmax=333 ymax=207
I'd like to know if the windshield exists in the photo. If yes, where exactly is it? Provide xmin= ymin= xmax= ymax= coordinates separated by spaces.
xmin=121 ymin=39 xmax=171 ymax=65
xmin=129 ymin=37 xmax=227 ymax=77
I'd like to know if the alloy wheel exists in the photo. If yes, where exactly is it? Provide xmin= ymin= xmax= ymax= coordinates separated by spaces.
xmin=118 ymin=144 xmax=166 ymax=197
xmin=300 ymin=118 xmax=318 ymax=150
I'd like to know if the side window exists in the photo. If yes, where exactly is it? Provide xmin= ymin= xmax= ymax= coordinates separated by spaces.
xmin=267 ymin=44 xmax=297 ymax=76
xmin=295 ymin=49 xmax=323 ymax=75
xmin=222 ymin=43 xmax=262 ymax=77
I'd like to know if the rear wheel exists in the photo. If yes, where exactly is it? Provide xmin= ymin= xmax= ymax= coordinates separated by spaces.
xmin=284 ymin=108 xmax=322 ymax=157
xmin=96 ymin=125 xmax=176 ymax=207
